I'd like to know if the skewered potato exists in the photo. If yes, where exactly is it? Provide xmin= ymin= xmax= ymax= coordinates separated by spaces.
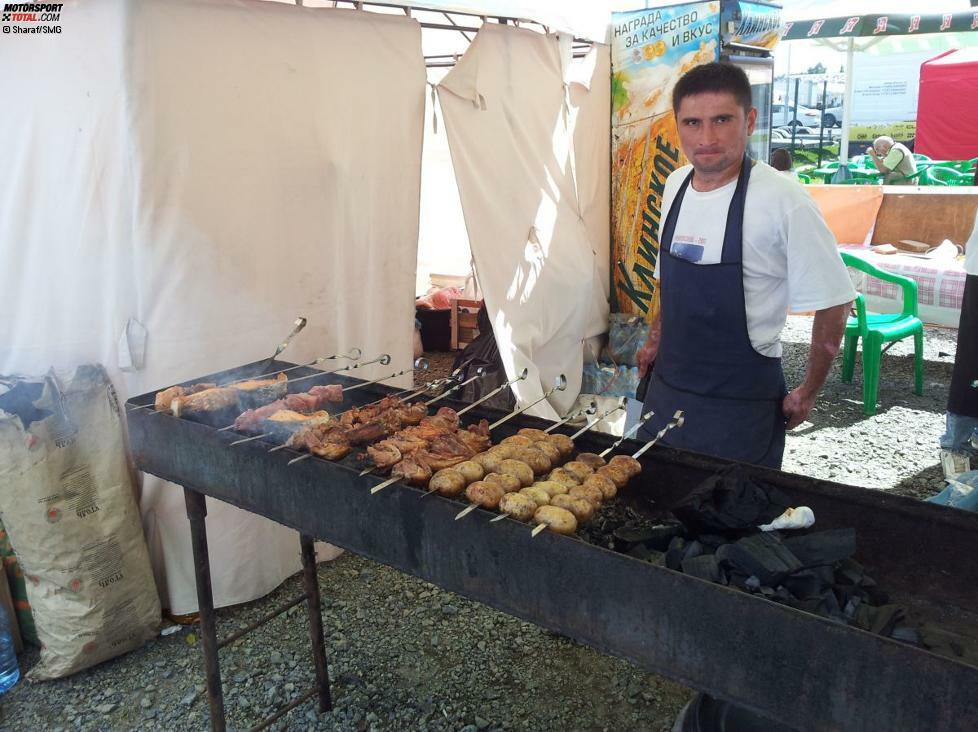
xmin=550 ymin=494 xmax=594 ymax=522
xmin=520 ymin=486 xmax=551 ymax=506
xmin=514 ymin=447 xmax=552 ymax=476
xmin=532 ymin=480 xmax=569 ymax=498
xmin=465 ymin=481 xmax=504 ymax=509
xmin=609 ymin=455 xmax=642 ymax=478
xmin=498 ymin=458 xmax=534 ymax=487
xmin=533 ymin=505 xmax=578 ymax=535
xmin=489 ymin=444 xmax=518 ymax=459
xmin=569 ymin=483 xmax=603 ymax=507
xmin=563 ymin=460 xmax=594 ymax=483
xmin=533 ymin=440 xmax=562 ymax=465
xmin=517 ymin=428 xmax=550 ymax=442
xmin=548 ymin=468 xmax=581 ymax=487
xmin=501 ymin=435 xmax=534 ymax=447
xmin=484 ymin=472 xmax=522 ymax=493
xmin=429 ymin=469 xmax=467 ymax=497
xmin=454 ymin=460 xmax=485 ymax=483
xmin=472 ymin=452 xmax=504 ymax=474
xmin=498 ymin=493 xmax=538 ymax=522
xmin=583 ymin=473 xmax=617 ymax=500
xmin=597 ymin=464 xmax=629 ymax=489
xmin=575 ymin=452 xmax=606 ymax=469
xmin=546 ymin=433 xmax=575 ymax=458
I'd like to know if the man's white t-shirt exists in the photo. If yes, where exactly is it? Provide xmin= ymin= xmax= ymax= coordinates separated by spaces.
xmin=654 ymin=161 xmax=856 ymax=357
xmin=965 ymin=208 xmax=978 ymax=277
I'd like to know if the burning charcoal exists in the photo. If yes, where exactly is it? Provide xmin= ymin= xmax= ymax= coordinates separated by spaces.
xmin=715 ymin=533 xmax=802 ymax=585
xmin=783 ymin=529 xmax=856 ymax=568
xmin=671 ymin=467 xmax=790 ymax=536
xmin=783 ymin=570 xmax=826 ymax=600
xmin=665 ymin=537 xmax=686 ymax=571
xmin=681 ymin=554 xmax=724 ymax=583
xmin=613 ymin=523 xmax=685 ymax=551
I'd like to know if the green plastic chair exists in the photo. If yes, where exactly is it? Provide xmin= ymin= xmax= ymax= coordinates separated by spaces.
xmin=925 ymin=166 xmax=964 ymax=186
xmin=913 ymin=153 xmax=932 ymax=162
xmin=839 ymin=252 xmax=924 ymax=415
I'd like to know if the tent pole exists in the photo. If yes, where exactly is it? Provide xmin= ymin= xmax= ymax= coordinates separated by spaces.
xmin=840 ymin=36 xmax=854 ymax=165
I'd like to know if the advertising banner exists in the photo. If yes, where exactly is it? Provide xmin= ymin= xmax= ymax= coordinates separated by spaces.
xmin=848 ymin=50 xmax=932 ymax=144
xmin=611 ymin=2 xmax=720 ymax=316
xmin=782 ymin=11 xmax=978 ymax=41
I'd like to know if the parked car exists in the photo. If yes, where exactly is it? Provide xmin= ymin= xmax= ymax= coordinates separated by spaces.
xmin=772 ymin=103 xmax=821 ymax=127
xmin=821 ymin=105 xmax=843 ymax=128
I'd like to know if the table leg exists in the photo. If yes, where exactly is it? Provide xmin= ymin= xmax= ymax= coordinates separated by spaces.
xmin=184 ymin=488 xmax=226 ymax=732
xmin=300 ymin=535 xmax=333 ymax=713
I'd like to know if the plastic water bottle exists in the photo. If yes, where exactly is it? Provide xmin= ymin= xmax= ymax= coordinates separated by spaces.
xmin=0 ymin=603 xmax=20 ymax=694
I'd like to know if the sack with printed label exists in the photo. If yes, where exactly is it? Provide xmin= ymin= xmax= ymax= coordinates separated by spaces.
xmin=0 ymin=364 xmax=160 ymax=680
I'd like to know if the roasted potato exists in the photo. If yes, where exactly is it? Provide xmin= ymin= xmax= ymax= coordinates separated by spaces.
xmin=514 ymin=447 xmax=552 ymax=476
xmin=498 ymin=492 xmax=538 ymax=522
xmin=517 ymin=427 xmax=550 ymax=442
xmin=546 ymin=433 xmax=575 ymax=458
xmin=548 ymin=467 xmax=582 ymax=487
xmin=501 ymin=434 xmax=534 ymax=448
xmin=563 ymin=460 xmax=594 ymax=483
xmin=465 ymin=480 xmax=504 ymax=509
xmin=609 ymin=455 xmax=642 ymax=478
xmin=597 ymin=464 xmax=629 ymax=489
xmin=532 ymin=480 xmax=569 ymax=498
xmin=454 ymin=460 xmax=485 ymax=484
xmin=520 ymin=486 xmax=551 ymax=507
xmin=569 ymin=483 xmax=604 ymax=507
xmin=533 ymin=505 xmax=578 ymax=535
xmin=498 ymin=458 xmax=534 ymax=487
xmin=550 ymin=494 xmax=594 ymax=522
xmin=472 ymin=452 xmax=503 ymax=474
xmin=484 ymin=472 xmax=522 ymax=493
xmin=533 ymin=440 xmax=562 ymax=465
xmin=575 ymin=452 xmax=606 ymax=469
xmin=488 ymin=444 xmax=518 ymax=459
xmin=583 ymin=473 xmax=617 ymax=500
xmin=429 ymin=469 xmax=467 ymax=497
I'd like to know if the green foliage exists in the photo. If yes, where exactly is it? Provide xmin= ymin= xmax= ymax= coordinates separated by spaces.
xmin=806 ymin=62 xmax=827 ymax=74
xmin=612 ymin=71 xmax=630 ymax=113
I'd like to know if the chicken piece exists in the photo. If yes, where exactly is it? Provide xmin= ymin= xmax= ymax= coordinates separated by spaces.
xmin=428 ymin=433 xmax=476 ymax=460
xmin=456 ymin=429 xmax=491 ymax=454
xmin=310 ymin=441 xmax=352 ymax=461
xmin=464 ymin=481 xmax=504 ymax=509
xmin=467 ymin=419 xmax=490 ymax=437
xmin=433 ymin=406 xmax=460 ymax=428
xmin=345 ymin=421 xmax=389 ymax=445
xmin=392 ymin=455 xmax=432 ymax=485
xmin=550 ymin=495 xmax=594 ymax=522
xmin=609 ymin=455 xmax=642 ymax=478
xmin=583 ymin=473 xmax=617 ymax=500
xmin=263 ymin=410 xmax=331 ymax=442
xmin=484 ymin=472 xmax=522 ymax=493
xmin=396 ymin=403 xmax=427 ymax=426
xmin=416 ymin=451 xmax=468 ymax=472
xmin=575 ymin=452 xmax=606 ymax=470
xmin=563 ymin=461 xmax=594 ymax=483
xmin=367 ymin=441 xmax=402 ymax=470
xmin=307 ymin=383 xmax=344 ymax=403
xmin=429 ymin=469 xmax=466 ymax=497
xmin=498 ymin=493 xmax=538 ymax=522
xmin=533 ymin=505 xmax=578 ymax=535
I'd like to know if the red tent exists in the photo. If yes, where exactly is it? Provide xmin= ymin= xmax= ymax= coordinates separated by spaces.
xmin=916 ymin=48 xmax=978 ymax=160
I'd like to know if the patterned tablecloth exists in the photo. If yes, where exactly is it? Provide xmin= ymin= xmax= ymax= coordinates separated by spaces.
xmin=840 ymin=246 xmax=967 ymax=328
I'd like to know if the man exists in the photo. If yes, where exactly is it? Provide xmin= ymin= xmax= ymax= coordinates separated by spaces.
xmin=865 ymin=135 xmax=917 ymax=184
xmin=940 ymin=184 xmax=978 ymax=478
xmin=636 ymin=62 xmax=855 ymax=469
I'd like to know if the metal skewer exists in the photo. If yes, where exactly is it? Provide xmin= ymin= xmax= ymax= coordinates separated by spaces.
xmin=598 ymin=410 xmax=654 ymax=458
xmin=284 ymin=353 xmax=392 ymax=387
xmin=455 ymin=369 xmax=530 ymax=416
xmin=630 ymin=410 xmax=685 ymax=459
xmin=423 ymin=367 xmax=486 ymax=407
xmin=568 ymin=398 xmax=627 ymax=440
xmin=544 ymin=400 xmax=597 ymax=434
xmin=266 ymin=316 xmax=308 ymax=366
xmin=488 ymin=374 xmax=567 ymax=431
xmin=223 ymin=347 xmax=361 ymax=387
xmin=455 ymin=503 xmax=479 ymax=520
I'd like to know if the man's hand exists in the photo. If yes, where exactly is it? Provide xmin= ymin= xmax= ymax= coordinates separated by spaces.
xmin=782 ymin=387 xmax=816 ymax=430
xmin=637 ymin=314 xmax=662 ymax=378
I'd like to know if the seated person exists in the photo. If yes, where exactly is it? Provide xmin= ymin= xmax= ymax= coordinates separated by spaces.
xmin=769 ymin=148 xmax=793 ymax=173
xmin=865 ymin=136 xmax=917 ymax=184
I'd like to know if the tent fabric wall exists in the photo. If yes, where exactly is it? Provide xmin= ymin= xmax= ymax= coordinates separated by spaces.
xmin=0 ymin=0 xmax=424 ymax=613
xmin=916 ymin=49 xmax=978 ymax=161
xmin=437 ymin=25 xmax=610 ymax=419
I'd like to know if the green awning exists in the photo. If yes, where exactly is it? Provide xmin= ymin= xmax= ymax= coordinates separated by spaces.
xmin=782 ymin=11 xmax=978 ymax=41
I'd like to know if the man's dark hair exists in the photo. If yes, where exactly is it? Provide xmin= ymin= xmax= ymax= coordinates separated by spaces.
xmin=672 ymin=62 xmax=753 ymax=114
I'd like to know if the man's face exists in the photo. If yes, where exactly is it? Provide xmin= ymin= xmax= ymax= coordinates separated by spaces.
xmin=874 ymin=140 xmax=893 ymax=156
xmin=675 ymin=91 xmax=756 ymax=175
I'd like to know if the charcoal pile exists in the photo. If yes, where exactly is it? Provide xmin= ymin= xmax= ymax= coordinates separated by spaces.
xmin=606 ymin=467 xmax=978 ymax=665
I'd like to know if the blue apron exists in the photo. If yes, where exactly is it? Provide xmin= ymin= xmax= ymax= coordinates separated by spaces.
xmin=639 ymin=157 xmax=787 ymax=468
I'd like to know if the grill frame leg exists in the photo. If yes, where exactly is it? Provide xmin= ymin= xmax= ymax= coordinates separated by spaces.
xmin=300 ymin=534 xmax=333 ymax=712
xmin=184 ymin=488 xmax=227 ymax=732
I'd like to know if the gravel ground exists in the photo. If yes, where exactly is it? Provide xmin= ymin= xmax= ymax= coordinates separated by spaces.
xmin=1 ymin=316 xmax=960 ymax=731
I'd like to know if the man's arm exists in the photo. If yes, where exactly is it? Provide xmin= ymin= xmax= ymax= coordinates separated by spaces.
xmin=865 ymin=147 xmax=890 ymax=173
xmin=782 ymin=302 xmax=850 ymax=429
xmin=637 ymin=311 xmax=662 ymax=378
